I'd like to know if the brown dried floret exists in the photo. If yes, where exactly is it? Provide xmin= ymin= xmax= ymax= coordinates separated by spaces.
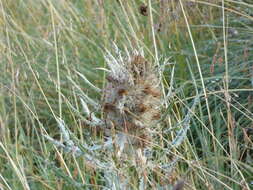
xmin=137 ymin=103 xmax=149 ymax=113
xmin=118 ymin=89 xmax=128 ymax=96
xmin=143 ymin=86 xmax=161 ymax=98
xmin=103 ymin=103 xmax=115 ymax=111
xmin=136 ymin=133 xmax=151 ymax=148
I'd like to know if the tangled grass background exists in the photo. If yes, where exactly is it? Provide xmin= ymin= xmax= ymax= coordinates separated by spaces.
xmin=0 ymin=0 xmax=253 ymax=189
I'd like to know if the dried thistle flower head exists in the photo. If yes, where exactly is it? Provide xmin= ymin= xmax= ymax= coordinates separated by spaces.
xmin=102 ymin=53 xmax=161 ymax=148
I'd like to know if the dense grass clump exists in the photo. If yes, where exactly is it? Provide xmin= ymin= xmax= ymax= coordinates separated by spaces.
xmin=0 ymin=0 xmax=252 ymax=189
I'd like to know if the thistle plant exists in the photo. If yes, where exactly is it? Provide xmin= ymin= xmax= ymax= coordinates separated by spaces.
xmin=102 ymin=50 xmax=162 ymax=149
xmin=44 ymin=46 xmax=200 ymax=189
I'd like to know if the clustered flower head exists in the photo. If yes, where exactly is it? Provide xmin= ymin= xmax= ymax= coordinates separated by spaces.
xmin=103 ymin=51 xmax=161 ymax=148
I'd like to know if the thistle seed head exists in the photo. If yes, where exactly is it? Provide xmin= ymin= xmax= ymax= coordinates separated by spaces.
xmin=102 ymin=52 xmax=161 ymax=148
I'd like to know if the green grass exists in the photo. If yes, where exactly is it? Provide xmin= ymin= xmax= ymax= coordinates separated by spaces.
xmin=0 ymin=0 xmax=253 ymax=189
